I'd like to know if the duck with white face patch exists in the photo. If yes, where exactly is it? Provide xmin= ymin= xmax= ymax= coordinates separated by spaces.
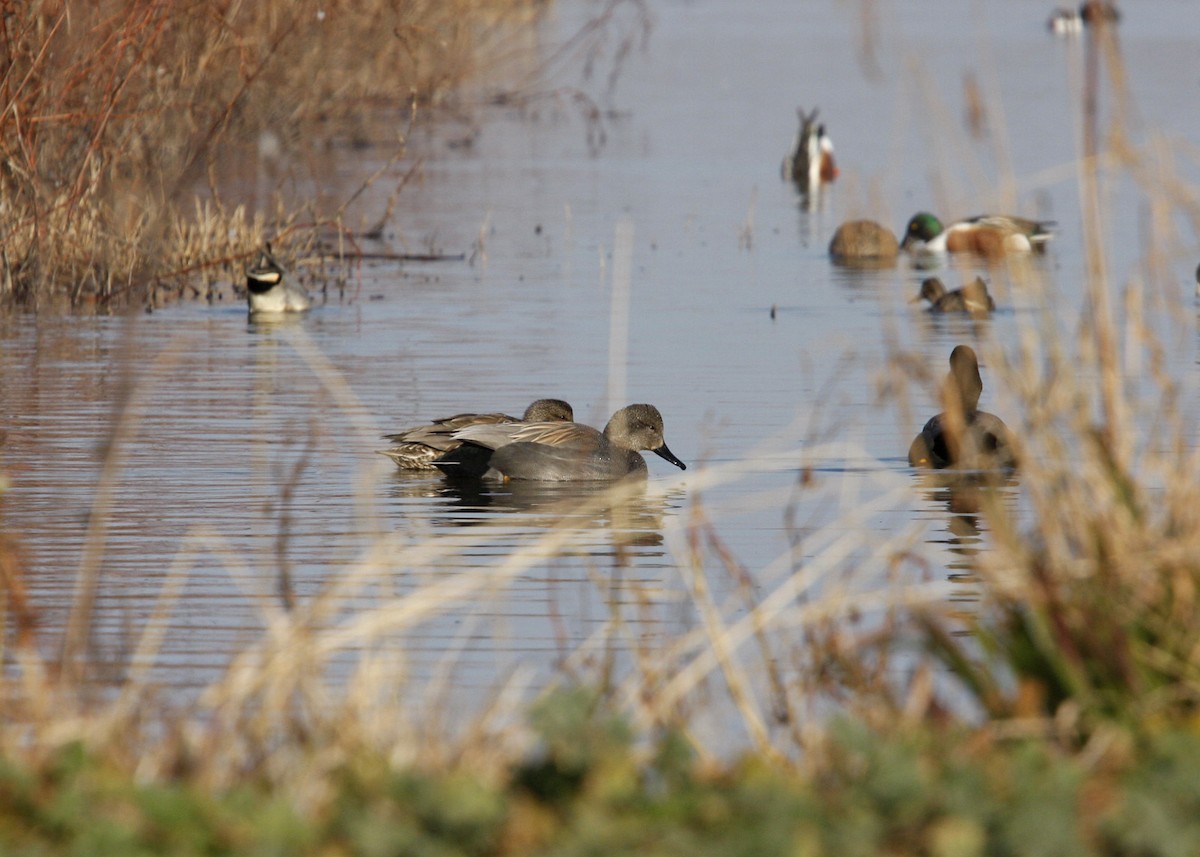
xmin=245 ymin=245 xmax=311 ymax=315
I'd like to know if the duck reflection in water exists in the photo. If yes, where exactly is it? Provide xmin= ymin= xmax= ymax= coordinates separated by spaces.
xmin=914 ymin=470 xmax=1019 ymax=561
xmin=384 ymin=471 xmax=677 ymax=552
xmin=911 ymin=468 xmax=1019 ymax=617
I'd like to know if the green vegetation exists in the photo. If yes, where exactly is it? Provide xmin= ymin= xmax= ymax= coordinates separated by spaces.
xmin=1 ymin=691 xmax=1200 ymax=855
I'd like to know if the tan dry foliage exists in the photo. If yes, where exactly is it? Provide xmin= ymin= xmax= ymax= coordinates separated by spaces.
xmin=0 ymin=0 xmax=544 ymax=306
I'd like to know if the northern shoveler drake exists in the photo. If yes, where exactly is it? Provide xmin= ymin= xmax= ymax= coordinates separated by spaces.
xmin=900 ymin=212 xmax=1055 ymax=258
xmin=434 ymin=403 xmax=687 ymax=481
xmin=911 ymin=276 xmax=996 ymax=316
xmin=908 ymin=345 xmax=1017 ymax=470
xmin=245 ymin=245 xmax=311 ymax=314
xmin=782 ymin=108 xmax=838 ymax=190
xmin=379 ymin=399 xmax=574 ymax=470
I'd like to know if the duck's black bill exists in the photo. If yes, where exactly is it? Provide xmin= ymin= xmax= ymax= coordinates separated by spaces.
xmin=653 ymin=443 xmax=687 ymax=471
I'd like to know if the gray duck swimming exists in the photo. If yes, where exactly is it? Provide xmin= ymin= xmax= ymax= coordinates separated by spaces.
xmin=379 ymin=399 xmax=574 ymax=470
xmin=434 ymin=403 xmax=687 ymax=481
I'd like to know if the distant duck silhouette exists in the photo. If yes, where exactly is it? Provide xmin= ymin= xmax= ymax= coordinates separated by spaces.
xmin=379 ymin=399 xmax=574 ymax=470
xmin=782 ymin=108 xmax=838 ymax=191
xmin=911 ymin=276 xmax=996 ymax=317
xmin=1079 ymin=1 xmax=1120 ymax=25
xmin=1047 ymin=6 xmax=1083 ymax=33
xmin=1048 ymin=1 xmax=1119 ymax=33
xmin=435 ymin=404 xmax=687 ymax=481
xmin=908 ymin=345 xmax=1017 ymax=471
xmin=900 ymin=212 xmax=1055 ymax=259
xmin=245 ymin=245 xmax=311 ymax=314
xmin=828 ymin=220 xmax=899 ymax=267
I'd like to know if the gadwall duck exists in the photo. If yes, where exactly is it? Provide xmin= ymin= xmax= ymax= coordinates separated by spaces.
xmin=434 ymin=403 xmax=687 ymax=481
xmin=246 ymin=245 xmax=311 ymax=314
xmin=908 ymin=345 xmax=1017 ymax=470
xmin=900 ymin=212 xmax=1055 ymax=258
xmin=379 ymin=399 xmax=574 ymax=470
xmin=782 ymin=108 xmax=838 ymax=190
xmin=911 ymin=276 xmax=996 ymax=316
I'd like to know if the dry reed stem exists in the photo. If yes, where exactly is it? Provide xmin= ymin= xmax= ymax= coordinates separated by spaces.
xmin=60 ymin=339 xmax=188 ymax=685
xmin=681 ymin=504 xmax=776 ymax=760
xmin=638 ymin=485 xmax=935 ymax=717
xmin=606 ymin=217 xmax=634 ymax=414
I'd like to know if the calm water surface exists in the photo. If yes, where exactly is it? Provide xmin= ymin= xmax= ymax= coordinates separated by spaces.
xmin=4 ymin=0 xmax=1200 ymax=727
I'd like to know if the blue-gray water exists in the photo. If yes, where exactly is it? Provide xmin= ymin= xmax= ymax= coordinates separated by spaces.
xmin=3 ymin=0 xmax=1199 ymax=737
